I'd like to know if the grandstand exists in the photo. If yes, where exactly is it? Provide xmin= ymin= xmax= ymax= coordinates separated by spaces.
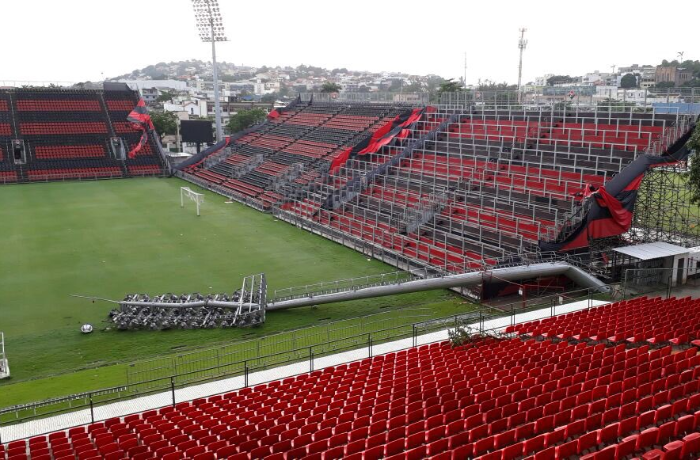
xmin=179 ymin=98 xmax=697 ymax=295
xmin=4 ymin=296 xmax=700 ymax=459
xmin=0 ymin=86 xmax=167 ymax=183
xmin=180 ymin=101 xmax=412 ymax=210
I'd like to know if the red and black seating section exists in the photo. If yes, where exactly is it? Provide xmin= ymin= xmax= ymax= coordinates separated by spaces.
xmin=0 ymin=88 xmax=166 ymax=183
xmin=183 ymin=103 xmax=407 ymax=209
xmin=279 ymin=109 xmax=690 ymax=275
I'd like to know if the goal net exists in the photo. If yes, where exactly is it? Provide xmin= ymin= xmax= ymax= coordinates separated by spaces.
xmin=181 ymin=187 xmax=204 ymax=216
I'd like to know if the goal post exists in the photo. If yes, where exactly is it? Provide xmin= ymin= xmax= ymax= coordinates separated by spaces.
xmin=0 ymin=332 xmax=9 ymax=380
xmin=180 ymin=187 xmax=204 ymax=216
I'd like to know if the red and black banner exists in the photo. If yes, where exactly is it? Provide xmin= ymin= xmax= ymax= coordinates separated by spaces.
xmin=126 ymin=99 xmax=155 ymax=158
xmin=329 ymin=107 xmax=427 ymax=173
xmin=540 ymin=124 xmax=696 ymax=252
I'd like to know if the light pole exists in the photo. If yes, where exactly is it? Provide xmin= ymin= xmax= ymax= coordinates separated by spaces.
xmin=191 ymin=0 xmax=227 ymax=143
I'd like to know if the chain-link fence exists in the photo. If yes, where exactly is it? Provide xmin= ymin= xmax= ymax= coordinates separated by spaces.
xmin=621 ymin=266 xmax=700 ymax=299
xmin=125 ymin=307 xmax=435 ymax=386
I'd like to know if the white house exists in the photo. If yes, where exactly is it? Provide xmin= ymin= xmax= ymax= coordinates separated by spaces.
xmin=163 ymin=101 xmax=203 ymax=117
xmin=117 ymin=80 xmax=188 ymax=92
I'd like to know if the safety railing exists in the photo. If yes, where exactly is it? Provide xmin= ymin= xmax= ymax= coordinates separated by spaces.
xmin=0 ymin=171 xmax=167 ymax=185
xmin=272 ymin=269 xmax=432 ymax=302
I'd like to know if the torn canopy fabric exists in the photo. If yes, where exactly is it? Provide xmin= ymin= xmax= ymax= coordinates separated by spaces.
xmin=539 ymin=125 xmax=695 ymax=252
xmin=126 ymin=99 xmax=156 ymax=158
xmin=329 ymin=108 xmax=427 ymax=174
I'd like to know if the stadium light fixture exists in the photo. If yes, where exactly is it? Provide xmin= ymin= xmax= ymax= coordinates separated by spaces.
xmin=191 ymin=0 xmax=227 ymax=143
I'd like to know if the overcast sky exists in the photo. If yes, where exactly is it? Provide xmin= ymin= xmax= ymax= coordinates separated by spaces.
xmin=2 ymin=0 xmax=698 ymax=85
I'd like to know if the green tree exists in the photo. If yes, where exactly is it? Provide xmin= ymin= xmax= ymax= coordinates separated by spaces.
xmin=221 ymin=74 xmax=248 ymax=82
xmin=620 ymin=74 xmax=638 ymax=89
xmin=278 ymin=85 xmax=290 ymax=98
xmin=437 ymin=79 xmax=464 ymax=95
xmin=654 ymin=82 xmax=676 ymax=89
xmin=681 ymin=79 xmax=700 ymax=88
xmin=227 ymin=108 xmax=267 ymax=133
xmin=547 ymin=75 xmax=575 ymax=86
xmin=686 ymin=124 xmax=700 ymax=205
xmin=156 ymin=91 xmax=174 ymax=103
xmin=402 ymin=81 xmax=423 ymax=93
xmin=321 ymin=82 xmax=341 ymax=93
xmin=477 ymin=81 xmax=517 ymax=91
xmin=150 ymin=111 xmax=178 ymax=138
xmin=388 ymin=79 xmax=403 ymax=92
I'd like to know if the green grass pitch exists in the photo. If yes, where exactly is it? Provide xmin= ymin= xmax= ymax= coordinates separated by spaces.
xmin=0 ymin=178 xmax=472 ymax=407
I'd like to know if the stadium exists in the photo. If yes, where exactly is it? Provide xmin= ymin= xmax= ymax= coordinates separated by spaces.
xmin=3 ymin=2 xmax=700 ymax=460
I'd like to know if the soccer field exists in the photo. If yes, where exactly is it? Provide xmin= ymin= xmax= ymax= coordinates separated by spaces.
xmin=0 ymin=178 xmax=471 ymax=406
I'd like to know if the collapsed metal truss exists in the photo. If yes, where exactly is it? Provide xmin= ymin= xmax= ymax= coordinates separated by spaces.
xmin=108 ymin=274 xmax=267 ymax=330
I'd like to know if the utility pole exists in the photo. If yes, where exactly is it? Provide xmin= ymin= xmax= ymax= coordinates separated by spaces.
xmin=463 ymin=52 xmax=467 ymax=88
xmin=611 ymin=64 xmax=617 ymax=74
xmin=517 ymin=28 xmax=528 ymax=104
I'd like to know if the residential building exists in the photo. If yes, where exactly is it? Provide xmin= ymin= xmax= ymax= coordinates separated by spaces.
xmin=655 ymin=66 xmax=693 ymax=87
xmin=117 ymin=80 xmax=188 ymax=92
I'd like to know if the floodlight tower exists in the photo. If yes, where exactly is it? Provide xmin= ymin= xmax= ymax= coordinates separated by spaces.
xmin=517 ymin=28 xmax=528 ymax=103
xmin=192 ymin=0 xmax=227 ymax=143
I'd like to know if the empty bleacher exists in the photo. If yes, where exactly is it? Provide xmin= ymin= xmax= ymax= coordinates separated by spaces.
xmin=179 ymin=100 xmax=693 ymax=280
xmin=0 ymin=88 xmax=166 ymax=183
xmin=182 ymin=102 xmax=410 ymax=208
xmin=507 ymin=295 xmax=700 ymax=346
xmin=273 ymin=107 xmax=693 ymax=275
xmin=5 ymin=295 xmax=700 ymax=459
xmin=0 ymin=92 xmax=17 ymax=183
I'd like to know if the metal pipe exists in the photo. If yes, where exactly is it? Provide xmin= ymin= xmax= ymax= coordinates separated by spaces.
xmin=118 ymin=300 xmax=258 ymax=309
xmin=267 ymin=262 xmax=608 ymax=310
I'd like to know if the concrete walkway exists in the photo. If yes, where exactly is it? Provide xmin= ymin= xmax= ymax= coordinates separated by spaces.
xmin=0 ymin=299 xmax=607 ymax=443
